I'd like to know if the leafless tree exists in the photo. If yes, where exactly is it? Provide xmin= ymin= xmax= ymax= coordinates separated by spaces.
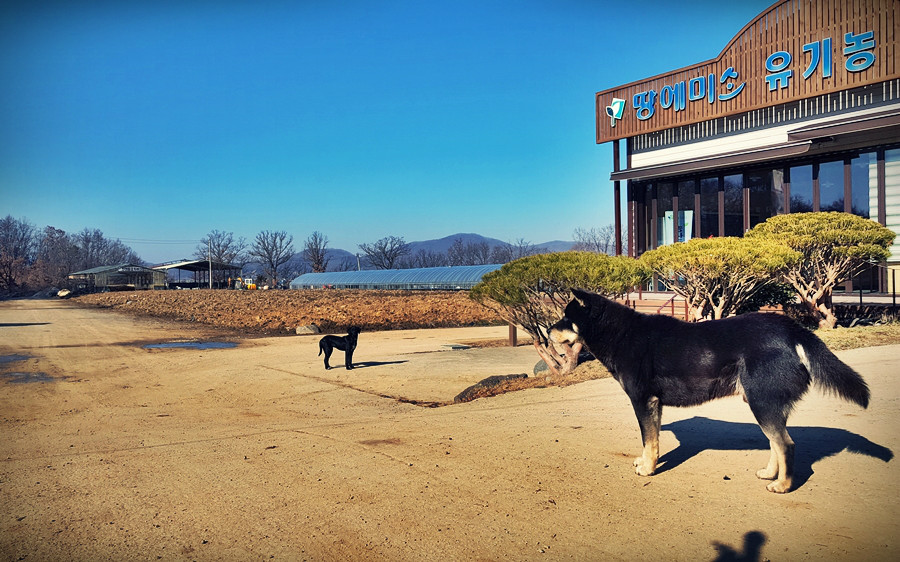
xmin=491 ymin=238 xmax=538 ymax=263
xmin=302 ymin=231 xmax=331 ymax=273
xmin=29 ymin=226 xmax=78 ymax=289
xmin=194 ymin=230 xmax=247 ymax=284
xmin=358 ymin=236 xmax=409 ymax=270
xmin=248 ymin=230 xmax=295 ymax=287
xmin=447 ymin=238 xmax=493 ymax=266
xmin=0 ymin=215 xmax=37 ymax=292
xmin=407 ymin=249 xmax=448 ymax=268
xmin=71 ymin=228 xmax=141 ymax=271
xmin=573 ymin=226 xmax=616 ymax=254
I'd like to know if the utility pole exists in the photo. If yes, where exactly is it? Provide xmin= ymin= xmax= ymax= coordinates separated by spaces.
xmin=208 ymin=240 xmax=213 ymax=289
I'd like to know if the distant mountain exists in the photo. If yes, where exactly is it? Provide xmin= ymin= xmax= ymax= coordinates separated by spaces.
xmin=281 ymin=233 xmax=575 ymax=273
xmin=407 ymin=233 xmax=574 ymax=256
xmin=406 ymin=233 xmax=508 ymax=255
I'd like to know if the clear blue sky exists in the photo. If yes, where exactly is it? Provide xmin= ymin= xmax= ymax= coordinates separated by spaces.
xmin=1 ymin=0 xmax=773 ymax=263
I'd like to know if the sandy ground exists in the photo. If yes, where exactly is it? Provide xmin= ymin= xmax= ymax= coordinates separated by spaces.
xmin=1 ymin=299 xmax=898 ymax=561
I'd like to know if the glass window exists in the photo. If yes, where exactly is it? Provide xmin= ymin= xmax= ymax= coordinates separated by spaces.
xmin=819 ymin=160 xmax=845 ymax=212
xmin=790 ymin=164 xmax=813 ymax=212
xmin=723 ymin=174 xmax=743 ymax=236
xmin=850 ymin=152 xmax=875 ymax=218
xmin=677 ymin=180 xmax=695 ymax=242
xmin=700 ymin=177 xmax=719 ymax=238
xmin=657 ymin=182 xmax=673 ymax=246
xmin=747 ymin=169 xmax=780 ymax=228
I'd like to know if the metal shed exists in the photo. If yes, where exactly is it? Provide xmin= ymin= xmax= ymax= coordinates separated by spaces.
xmin=69 ymin=263 xmax=168 ymax=291
xmin=289 ymin=264 xmax=502 ymax=291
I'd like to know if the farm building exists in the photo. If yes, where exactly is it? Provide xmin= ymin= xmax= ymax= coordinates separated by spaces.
xmin=290 ymin=264 xmax=502 ymax=291
xmin=152 ymin=259 xmax=242 ymax=289
xmin=68 ymin=264 xmax=167 ymax=291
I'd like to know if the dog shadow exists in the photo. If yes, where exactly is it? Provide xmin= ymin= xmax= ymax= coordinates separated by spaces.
xmin=353 ymin=360 xmax=409 ymax=369
xmin=657 ymin=416 xmax=893 ymax=488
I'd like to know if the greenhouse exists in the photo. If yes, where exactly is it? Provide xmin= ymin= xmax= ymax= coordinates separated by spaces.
xmin=289 ymin=264 xmax=502 ymax=291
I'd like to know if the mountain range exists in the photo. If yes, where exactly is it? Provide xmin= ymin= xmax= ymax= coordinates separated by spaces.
xmin=309 ymin=233 xmax=575 ymax=272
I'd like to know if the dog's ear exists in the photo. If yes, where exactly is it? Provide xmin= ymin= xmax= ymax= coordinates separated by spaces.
xmin=571 ymin=288 xmax=590 ymax=307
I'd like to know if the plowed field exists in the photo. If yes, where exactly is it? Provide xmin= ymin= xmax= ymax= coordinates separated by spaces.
xmin=73 ymin=289 xmax=503 ymax=334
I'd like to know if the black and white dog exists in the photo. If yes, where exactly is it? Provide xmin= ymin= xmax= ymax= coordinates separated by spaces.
xmin=549 ymin=289 xmax=870 ymax=493
xmin=318 ymin=326 xmax=361 ymax=370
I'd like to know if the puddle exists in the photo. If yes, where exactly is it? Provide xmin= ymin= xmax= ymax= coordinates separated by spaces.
xmin=143 ymin=341 xmax=237 ymax=350
xmin=2 ymin=372 xmax=54 ymax=384
xmin=0 ymin=354 xmax=31 ymax=364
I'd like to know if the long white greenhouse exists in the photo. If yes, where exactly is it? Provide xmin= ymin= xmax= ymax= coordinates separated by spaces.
xmin=289 ymin=264 xmax=502 ymax=291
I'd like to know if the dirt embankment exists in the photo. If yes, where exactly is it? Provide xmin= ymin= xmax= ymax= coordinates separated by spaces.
xmin=74 ymin=289 xmax=504 ymax=334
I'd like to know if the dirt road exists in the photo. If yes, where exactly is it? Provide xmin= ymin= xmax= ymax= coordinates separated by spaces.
xmin=2 ymin=299 xmax=898 ymax=560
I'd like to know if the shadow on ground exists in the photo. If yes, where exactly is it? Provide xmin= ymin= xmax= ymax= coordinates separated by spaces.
xmin=657 ymin=416 xmax=893 ymax=489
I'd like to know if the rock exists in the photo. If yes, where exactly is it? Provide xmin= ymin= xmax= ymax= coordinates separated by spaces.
xmin=453 ymin=374 xmax=527 ymax=403
xmin=296 ymin=324 xmax=321 ymax=335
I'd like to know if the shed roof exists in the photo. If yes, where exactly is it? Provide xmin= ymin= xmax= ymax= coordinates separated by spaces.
xmin=290 ymin=264 xmax=502 ymax=290
xmin=152 ymin=259 xmax=240 ymax=273
xmin=70 ymin=263 xmax=157 ymax=276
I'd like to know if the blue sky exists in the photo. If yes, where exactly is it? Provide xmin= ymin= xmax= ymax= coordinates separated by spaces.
xmin=1 ymin=0 xmax=773 ymax=263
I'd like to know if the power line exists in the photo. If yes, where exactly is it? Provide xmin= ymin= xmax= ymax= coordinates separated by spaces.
xmin=114 ymin=237 xmax=201 ymax=244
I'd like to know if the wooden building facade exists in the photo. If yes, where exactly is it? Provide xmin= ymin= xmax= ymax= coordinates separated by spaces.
xmin=598 ymin=0 xmax=899 ymax=291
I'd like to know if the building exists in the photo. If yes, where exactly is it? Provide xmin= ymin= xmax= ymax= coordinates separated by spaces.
xmin=597 ymin=0 xmax=899 ymax=291
xmin=290 ymin=264 xmax=503 ymax=291
xmin=68 ymin=264 xmax=167 ymax=291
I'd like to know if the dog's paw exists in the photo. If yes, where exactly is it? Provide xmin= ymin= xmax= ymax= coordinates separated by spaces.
xmin=766 ymin=479 xmax=792 ymax=493
xmin=756 ymin=468 xmax=777 ymax=480
xmin=633 ymin=457 xmax=655 ymax=476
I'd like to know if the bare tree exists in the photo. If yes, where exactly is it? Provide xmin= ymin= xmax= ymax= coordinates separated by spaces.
xmin=248 ymin=230 xmax=295 ymax=287
xmin=407 ymin=249 xmax=448 ymax=268
xmin=195 ymin=230 xmax=247 ymax=265
xmin=71 ymin=228 xmax=141 ymax=270
xmin=358 ymin=236 xmax=409 ymax=270
xmin=0 ymin=215 xmax=37 ymax=292
xmin=302 ymin=231 xmax=331 ymax=273
xmin=195 ymin=230 xmax=247 ymax=284
xmin=491 ymin=238 xmax=537 ymax=263
xmin=580 ymin=225 xmax=630 ymax=256
xmin=447 ymin=237 xmax=493 ymax=266
xmin=29 ymin=226 xmax=77 ymax=289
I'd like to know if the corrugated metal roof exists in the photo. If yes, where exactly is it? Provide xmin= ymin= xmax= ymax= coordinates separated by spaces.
xmin=290 ymin=264 xmax=502 ymax=290
xmin=70 ymin=263 xmax=153 ymax=275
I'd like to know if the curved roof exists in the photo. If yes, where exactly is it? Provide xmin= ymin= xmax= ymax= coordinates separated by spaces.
xmin=290 ymin=264 xmax=502 ymax=290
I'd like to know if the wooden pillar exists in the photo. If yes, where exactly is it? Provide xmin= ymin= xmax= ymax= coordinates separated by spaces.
xmin=693 ymin=178 xmax=701 ymax=239
xmin=613 ymin=140 xmax=622 ymax=256
xmin=717 ymin=175 xmax=725 ymax=237
xmin=843 ymin=158 xmax=852 ymax=213
xmin=812 ymin=162 xmax=820 ymax=211
xmin=783 ymin=167 xmax=792 ymax=213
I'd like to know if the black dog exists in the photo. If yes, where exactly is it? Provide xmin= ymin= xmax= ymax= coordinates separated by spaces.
xmin=549 ymin=289 xmax=869 ymax=493
xmin=318 ymin=326 xmax=361 ymax=370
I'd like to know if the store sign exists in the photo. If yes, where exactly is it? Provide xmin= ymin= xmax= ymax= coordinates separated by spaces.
xmin=629 ymin=30 xmax=876 ymax=122
xmin=595 ymin=0 xmax=899 ymax=143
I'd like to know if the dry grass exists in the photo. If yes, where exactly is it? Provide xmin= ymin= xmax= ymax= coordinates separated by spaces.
xmin=814 ymin=321 xmax=900 ymax=351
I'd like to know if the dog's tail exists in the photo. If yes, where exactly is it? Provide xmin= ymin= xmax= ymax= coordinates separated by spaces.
xmin=318 ymin=342 xmax=323 ymax=356
xmin=797 ymin=332 xmax=869 ymax=408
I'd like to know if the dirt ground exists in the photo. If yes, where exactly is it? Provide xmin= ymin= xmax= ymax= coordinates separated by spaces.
xmin=72 ymin=289 xmax=504 ymax=334
xmin=1 ymin=299 xmax=898 ymax=561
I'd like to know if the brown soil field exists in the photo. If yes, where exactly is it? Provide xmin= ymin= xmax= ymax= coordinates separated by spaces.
xmin=74 ymin=289 xmax=504 ymax=334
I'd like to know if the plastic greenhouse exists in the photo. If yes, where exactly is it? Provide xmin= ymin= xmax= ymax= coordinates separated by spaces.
xmin=289 ymin=264 xmax=502 ymax=291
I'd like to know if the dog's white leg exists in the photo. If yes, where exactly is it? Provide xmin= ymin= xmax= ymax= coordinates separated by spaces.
xmin=632 ymin=396 xmax=661 ymax=476
xmin=757 ymin=424 xmax=794 ymax=493
xmin=756 ymin=446 xmax=778 ymax=480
